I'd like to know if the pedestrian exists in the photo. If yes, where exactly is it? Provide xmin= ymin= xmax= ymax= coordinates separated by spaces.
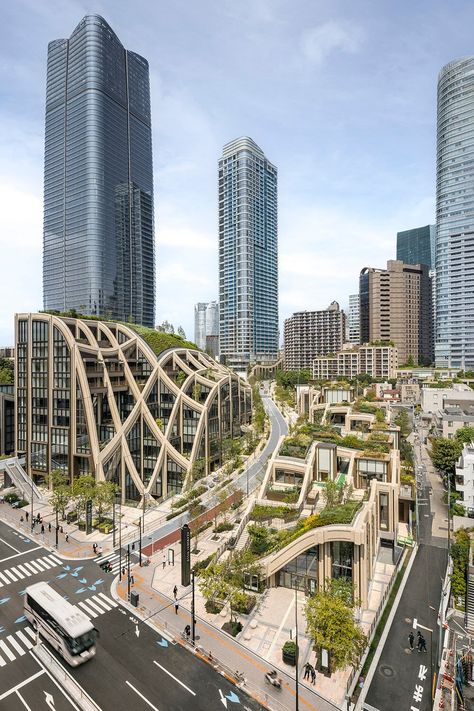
xmin=311 ymin=667 xmax=316 ymax=685
xmin=41 ymin=524 xmax=45 ymax=534
xmin=25 ymin=511 xmax=29 ymax=522
xmin=59 ymin=525 xmax=63 ymax=534
xmin=20 ymin=515 xmax=24 ymax=524
xmin=98 ymin=545 xmax=103 ymax=556
xmin=65 ymin=533 xmax=69 ymax=543
xmin=163 ymin=551 xmax=166 ymax=569
xmin=417 ymin=631 xmax=422 ymax=652
xmin=184 ymin=624 xmax=190 ymax=639
xmin=174 ymin=601 xmax=179 ymax=614
xmin=48 ymin=522 xmax=51 ymax=533
xmin=303 ymin=662 xmax=312 ymax=680
xmin=408 ymin=631 xmax=414 ymax=650
xmin=130 ymin=575 xmax=134 ymax=585
xmin=419 ymin=635 xmax=427 ymax=653
xmin=122 ymin=567 xmax=125 ymax=577
xmin=173 ymin=585 xmax=178 ymax=600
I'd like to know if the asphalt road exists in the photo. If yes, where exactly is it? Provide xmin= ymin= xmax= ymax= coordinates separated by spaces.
xmin=364 ymin=545 xmax=447 ymax=711
xmin=0 ymin=519 xmax=264 ymax=711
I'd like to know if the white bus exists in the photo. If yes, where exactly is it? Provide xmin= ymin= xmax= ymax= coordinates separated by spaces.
xmin=24 ymin=581 xmax=98 ymax=666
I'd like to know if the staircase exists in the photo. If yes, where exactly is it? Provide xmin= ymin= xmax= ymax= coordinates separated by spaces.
xmin=234 ymin=526 xmax=250 ymax=552
xmin=466 ymin=563 xmax=474 ymax=633
xmin=1 ymin=458 xmax=43 ymax=503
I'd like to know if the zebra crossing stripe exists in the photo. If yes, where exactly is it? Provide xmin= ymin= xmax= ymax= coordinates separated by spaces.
xmin=92 ymin=594 xmax=112 ymax=610
xmin=0 ymin=640 xmax=16 ymax=662
xmin=77 ymin=601 xmax=98 ymax=618
xmin=49 ymin=556 xmax=62 ymax=565
xmin=6 ymin=635 xmax=25 ymax=656
xmin=32 ymin=558 xmax=50 ymax=571
xmin=16 ymin=630 xmax=33 ymax=650
xmin=0 ymin=654 xmax=5 ymax=667
xmin=22 ymin=562 xmax=39 ymax=575
xmin=10 ymin=567 xmax=25 ymax=580
xmin=98 ymin=592 xmax=117 ymax=607
xmin=16 ymin=564 xmax=31 ymax=577
xmin=3 ymin=570 xmax=18 ymax=582
xmin=26 ymin=560 xmax=44 ymax=573
xmin=24 ymin=627 xmax=36 ymax=640
xmin=82 ymin=598 xmax=105 ymax=615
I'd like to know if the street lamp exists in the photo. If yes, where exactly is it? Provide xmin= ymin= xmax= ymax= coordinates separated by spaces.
xmin=191 ymin=569 xmax=196 ymax=645
xmin=295 ymin=580 xmax=299 ymax=711
xmin=30 ymin=474 xmax=34 ymax=533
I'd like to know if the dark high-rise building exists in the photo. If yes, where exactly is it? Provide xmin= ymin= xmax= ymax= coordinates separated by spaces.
xmin=43 ymin=15 xmax=155 ymax=326
xmin=396 ymin=225 xmax=435 ymax=269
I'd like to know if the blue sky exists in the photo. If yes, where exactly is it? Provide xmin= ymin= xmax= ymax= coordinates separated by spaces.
xmin=1 ymin=0 xmax=473 ymax=346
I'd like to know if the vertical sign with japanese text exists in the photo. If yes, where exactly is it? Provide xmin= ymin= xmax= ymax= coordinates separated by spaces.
xmin=181 ymin=524 xmax=191 ymax=586
xmin=86 ymin=499 xmax=93 ymax=535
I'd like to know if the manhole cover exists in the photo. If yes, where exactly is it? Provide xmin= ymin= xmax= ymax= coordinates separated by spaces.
xmin=380 ymin=665 xmax=395 ymax=678
xmin=405 ymin=617 xmax=412 ymax=624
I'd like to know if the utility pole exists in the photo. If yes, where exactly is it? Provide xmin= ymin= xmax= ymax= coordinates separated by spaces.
xmin=30 ymin=474 xmax=34 ymax=533
xmin=447 ymin=473 xmax=451 ymax=559
xmin=55 ymin=508 xmax=59 ymax=549
xmin=295 ymin=581 xmax=299 ymax=711
xmin=112 ymin=495 xmax=116 ymax=549
xmin=118 ymin=493 xmax=122 ymax=581
xmin=191 ymin=570 xmax=196 ymax=645
xmin=138 ymin=517 xmax=142 ymax=567
xmin=127 ymin=544 xmax=131 ymax=600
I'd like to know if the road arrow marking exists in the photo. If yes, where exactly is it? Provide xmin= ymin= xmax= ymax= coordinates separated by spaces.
xmin=62 ymin=565 xmax=70 ymax=571
xmin=93 ymin=579 xmax=104 ymax=586
xmin=56 ymin=573 xmax=68 ymax=580
xmin=129 ymin=616 xmax=138 ymax=624
xmin=44 ymin=691 xmax=55 ymax=709
xmin=156 ymin=639 xmax=168 ymax=648
xmin=18 ymin=589 xmax=27 ymax=596
xmin=118 ymin=609 xmax=126 ymax=615
xmin=88 ymin=585 xmax=96 ymax=591
xmin=226 ymin=691 xmax=240 ymax=704
xmin=219 ymin=690 xmax=228 ymax=708
xmin=73 ymin=566 xmax=83 ymax=572
xmin=0 ymin=598 xmax=10 ymax=605
xmin=135 ymin=625 xmax=140 ymax=638
xmin=0 ymin=627 xmax=5 ymax=634
xmin=79 ymin=578 xmax=87 ymax=584
xmin=75 ymin=588 xmax=87 ymax=594
xmin=71 ymin=572 xmax=78 ymax=577
xmin=15 ymin=615 xmax=26 ymax=624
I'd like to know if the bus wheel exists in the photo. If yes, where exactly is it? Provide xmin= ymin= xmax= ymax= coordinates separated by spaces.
xmin=32 ymin=621 xmax=38 ymax=632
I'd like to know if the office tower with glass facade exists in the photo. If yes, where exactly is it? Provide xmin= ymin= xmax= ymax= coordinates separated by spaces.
xmin=347 ymin=294 xmax=360 ymax=344
xmin=194 ymin=301 xmax=219 ymax=356
xmin=397 ymin=225 xmax=435 ymax=269
xmin=218 ymin=137 xmax=278 ymax=371
xmin=436 ymin=58 xmax=474 ymax=368
xmin=43 ymin=15 xmax=155 ymax=327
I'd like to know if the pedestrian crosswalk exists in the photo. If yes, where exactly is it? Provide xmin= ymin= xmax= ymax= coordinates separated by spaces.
xmin=76 ymin=591 xmax=118 ymax=619
xmin=93 ymin=550 xmax=139 ymax=576
xmin=0 ymin=554 xmax=62 ymax=587
xmin=0 ymin=592 xmax=118 ymax=668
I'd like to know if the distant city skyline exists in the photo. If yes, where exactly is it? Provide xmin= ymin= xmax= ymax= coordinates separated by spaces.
xmin=3 ymin=1 xmax=474 ymax=346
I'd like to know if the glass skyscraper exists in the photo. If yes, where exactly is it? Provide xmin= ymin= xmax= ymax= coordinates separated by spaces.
xmin=397 ymin=225 xmax=435 ymax=268
xmin=43 ymin=15 xmax=155 ymax=327
xmin=436 ymin=57 xmax=474 ymax=368
xmin=218 ymin=137 xmax=278 ymax=371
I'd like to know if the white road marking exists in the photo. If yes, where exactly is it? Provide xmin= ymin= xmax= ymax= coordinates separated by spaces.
xmin=0 ymin=654 xmax=6 ymax=667
xmin=77 ymin=601 xmax=97 ymax=619
xmin=27 ymin=560 xmax=46 ymax=573
xmin=0 ymin=639 xmax=16 ymax=662
xmin=81 ymin=598 xmax=105 ymax=615
xmin=24 ymin=627 xmax=36 ymax=640
xmin=16 ymin=630 xmax=33 ymax=649
xmin=3 ymin=569 xmax=18 ymax=582
xmin=153 ymin=660 xmax=196 ymax=696
xmin=0 ymin=669 xmax=45 ymax=700
xmin=16 ymin=690 xmax=33 ymax=710
xmin=125 ymin=681 xmax=160 ymax=711
xmin=0 ymin=547 xmax=47 ymax=565
xmin=7 ymin=634 xmax=26 ymax=656
xmin=23 ymin=562 xmax=41 ymax=575
xmin=92 ymin=594 xmax=113 ymax=610
xmin=0 ymin=537 xmax=20 ymax=554
xmin=10 ymin=566 xmax=25 ymax=579
xmin=0 ymin=572 xmax=10 ymax=585
xmin=98 ymin=591 xmax=117 ymax=607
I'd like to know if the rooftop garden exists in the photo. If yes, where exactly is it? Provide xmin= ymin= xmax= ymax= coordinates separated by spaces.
xmin=42 ymin=310 xmax=199 ymax=355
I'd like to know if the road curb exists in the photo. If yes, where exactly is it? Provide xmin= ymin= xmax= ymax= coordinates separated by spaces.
xmin=355 ymin=544 xmax=419 ymax=710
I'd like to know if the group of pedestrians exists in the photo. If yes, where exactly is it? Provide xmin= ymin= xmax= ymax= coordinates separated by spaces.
xmin=303 ymin=662 xmax=317 ymax=684
xmin=408 ymin=630 xmax=427 ymax=653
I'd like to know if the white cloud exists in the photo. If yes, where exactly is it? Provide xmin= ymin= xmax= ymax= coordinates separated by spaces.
xmin=301 ymin=21 xmax=364 ymax=66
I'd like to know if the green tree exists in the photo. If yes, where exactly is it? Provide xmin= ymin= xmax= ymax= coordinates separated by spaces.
xmin=198 ymin=562 xmax=230 ymax=605
xmin=93 ymin=481 xmax=119 ymax=523
xmin=322 ymin=480 xmax=343 ymax=509
xmin=228 ymin=549 xmax=262 ymax=592
xmin=451 ymin=529 xmax=471 ymax=603
xmin=72 ymin=475 xmax=96 ymax=520
xmin=455 ymin=426 xmax=474 ymax=445
xmin=189 ymin=457 xmax=207 ymax=482
xmin=177 ymin=326 xmax=186 ymax=339
xmin=430 ymin=438 xmax=462 ymax=474
xmin=305 ymin=582 xmax=366 ymax=672
xmin=0 ymin=358 xmax=14 ymax=385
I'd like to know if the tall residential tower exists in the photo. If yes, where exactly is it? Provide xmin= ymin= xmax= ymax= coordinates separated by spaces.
xmin=218 ymin=137 xmax=278 ymax=371
xmin=436 ymin=58 xmax=474 ymax=367
xmin=43 ymin=15 xmax=155 ymax=326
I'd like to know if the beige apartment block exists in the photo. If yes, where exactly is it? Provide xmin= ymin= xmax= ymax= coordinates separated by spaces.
xmin=359 ymin=260 xmax=432 ymax=365
xmin=313 ymin=344 xmax=398 ymax=380
xmin=284 ymin=302 xmax=346 ymax=370
xmin=15 ymin=314 xmax=252 ymax=503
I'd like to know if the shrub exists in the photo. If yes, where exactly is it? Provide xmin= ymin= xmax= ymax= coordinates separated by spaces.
xmin=193 ymin=553 xmax=215 ymax=574
xmin=282 ymin=640 xmax=297 ymax=656
xmin=232 ymin=592 xmax=256 ymax=614
xmin=4 ymin=492 xmax=19 ymax=504
xmin=251 ymin=504 xmax=298 ymax=522
xmin=214 ymin=522 xmax=234 ymax=533
xmin=205 ymin=599 xmax=224 ymax=614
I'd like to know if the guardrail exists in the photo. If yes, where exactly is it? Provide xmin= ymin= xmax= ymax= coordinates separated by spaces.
xmin=32 ymin=642 xmax=101 ymax=711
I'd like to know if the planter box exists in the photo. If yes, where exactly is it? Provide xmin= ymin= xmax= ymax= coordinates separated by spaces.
xmin=282 ymin=650 xmax=296 ymax=666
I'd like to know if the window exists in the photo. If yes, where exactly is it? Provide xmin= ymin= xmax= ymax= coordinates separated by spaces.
xmin=379 ymin=492 xmax=389 ymax=530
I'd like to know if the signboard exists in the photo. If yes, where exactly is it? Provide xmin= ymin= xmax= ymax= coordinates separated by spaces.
xmin=86 ymin=499 xmax=93 ymax=535
xmin=181 ymin=524 xmax=191 ymax=586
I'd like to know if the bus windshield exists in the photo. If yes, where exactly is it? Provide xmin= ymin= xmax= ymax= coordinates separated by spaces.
xmin=66 ymin=628 xmax=98 ymax=656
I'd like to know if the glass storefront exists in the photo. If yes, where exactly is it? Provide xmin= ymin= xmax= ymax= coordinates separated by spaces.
xmin=331 ymin=541 xmax=353 ymax=580
xmin=278 ymin=546 xmax=318 ymax=592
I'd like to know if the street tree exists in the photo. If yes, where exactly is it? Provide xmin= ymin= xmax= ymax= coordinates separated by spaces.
xmin=72 ymin=475 xmax=96 ymax=520
xmin=198 ymin=562 xmax=230 ymax=605
xmin=455 ymin=426 xmax=474 ymax=445
xmin=430 ymin=438 xmax=462 ymax=475
xmin=322 ymin=480 xmax=343 ymax=509
xmin=48 ymin=469 xmax=72 ymax=520
xmin=305 ymin=581 xmax=366 ymax=672
xmin=93 ymin=481 xmax=119 ymax=523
